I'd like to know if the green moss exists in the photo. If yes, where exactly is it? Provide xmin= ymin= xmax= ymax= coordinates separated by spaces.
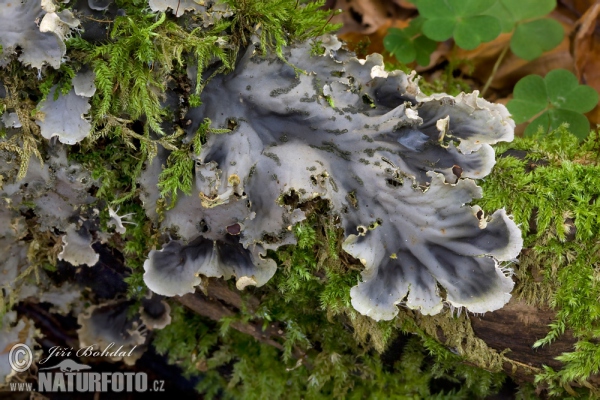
xmin=478 ymin=127 xmax=600 ymax=396
xmin=0 ymin=69 xmax=44 ymax=180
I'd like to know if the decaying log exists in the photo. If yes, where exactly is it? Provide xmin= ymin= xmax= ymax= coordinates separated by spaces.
xmin=470 ymin=300 xmax=575 ymax=377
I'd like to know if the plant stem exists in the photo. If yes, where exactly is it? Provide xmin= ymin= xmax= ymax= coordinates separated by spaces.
xmin=481 ymin=43 xmax=510 ymax=98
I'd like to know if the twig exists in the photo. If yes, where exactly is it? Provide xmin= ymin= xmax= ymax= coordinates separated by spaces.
xmin=481 ymin=43 xmax=510 ymax=98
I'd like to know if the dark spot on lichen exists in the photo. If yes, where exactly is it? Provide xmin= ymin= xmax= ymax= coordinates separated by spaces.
xmin=310 ymin=141 xmax=352 ymax=161
xmin=197 ymin=219 xmax=209 ymax=233
xmin=270 ymin=78 xmax=301 ymax=97
xmin=226 ymin=223 xmax=241 ymax=235
xmin=263 ymin=152 xmax=281 ymax=166
xmin=325 ymin=128 xmax=348 ymax=135
xmin=300 ymin=94 xmax=318 ymax=103
xmin=361 ymin=134 xmax=374 ymax=143
xmin=282 ymin=190 xmax=300 ymax=207
xmin=329 ymin=177 xmax=338 ymax=192
xmin=386 ymin=178 xmax=403 ymax=188
xmin=352 ymin=175 xmax=364 ymax=186
xmin=261 ymin=233 xmax=280 ymax=244
xmin=285 ymin=107 xmax=310 ymax=116
xmin=347 ymin=191 xmax=358 ymax=208
xmin=452 ymin=165 xmax=463 ymax=179
xmin=362 ymin=94 xmax=375 ymax=108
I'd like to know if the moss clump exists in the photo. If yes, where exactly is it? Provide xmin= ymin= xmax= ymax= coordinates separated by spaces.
xmin=479 ymin=127 xmax=600 ymax=396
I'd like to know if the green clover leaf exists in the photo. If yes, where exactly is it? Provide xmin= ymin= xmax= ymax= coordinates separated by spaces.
xmin=483 ymin=0 xmax=563 ymax=60
xmin=507 ymin=69 xmax=599 ymax=140
xmin=510 ymin=18 xmax=563 ymax=60
xmin=419 ymin=0 xmax=501 ymax=50
xmin=498 ymin=0 xmax=556 ymax=24
xmin=384 ymin=17 xmax=437 ymax=66
xmin=483 ymin=0 xmax=557 ymax=32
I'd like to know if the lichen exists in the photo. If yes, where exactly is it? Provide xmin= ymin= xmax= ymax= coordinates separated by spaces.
xmin=35 ymin=83 xmax=93 ymax=144
xmin=142 ymin=38 xmax=520 ymax=319
xmin=0 ymin=312 xmax=38 ymax=384
xmin=0 ymin=0 xmax=79 ymax=69
xmin=3 ymin=0 xmax=598 ymax=396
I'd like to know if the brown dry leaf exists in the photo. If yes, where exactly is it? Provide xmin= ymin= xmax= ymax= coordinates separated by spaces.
xmin=392 ymin=0 xmax=417 ymax=9
xmin=572 ymin=1 xmax=600 ymax=125
xmin=560 ymin=0 xmax=599 ymax=15
xmin=330 ymin=0 xmax=414 ymax=35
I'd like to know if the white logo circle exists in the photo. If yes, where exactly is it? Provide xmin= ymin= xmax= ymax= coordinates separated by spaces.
xmin=8 ymin=343 xmax=33 ymax=372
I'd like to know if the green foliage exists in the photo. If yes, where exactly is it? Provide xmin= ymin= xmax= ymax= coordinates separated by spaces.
xmin=406 ymin=0 xmax=563 ymax=56
xmin=0 ymin=72 xmax=44 ymax=180
xmin=157 ymin=119 xmax=229 ymax=209
xmin=384 ymin=17 xmax=437 ymax=66
xmin=487 ymin=0 xmax=555 ymax=32
xmin=384 ymin=0 xmax=566 ymax=105
xmin=70 ymin=11 xmax=170 ymax=133
xmin=224 ymin=0 xmax=340 ymax=61
xmin=153 ymin=305 xmax=221 ymax=377
xmin=535 ymin=340 xmax=600 ymax=397
xmin=419 ymin=0 xmax=500 ymax=50
xmin=37 ymin=63 xmax=76 ymax=102
xmin=479 ymin=127 xmax=600 ymax=396
xmin=484 ymin=0 xmax=563 ymax=60
xmin=509 ymin=17 xmax=563 ymax=60
xmin=157 ymin=147 xmax=194 ymax=208
xmin=507 ymin=70 xmax=599 ymax=140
